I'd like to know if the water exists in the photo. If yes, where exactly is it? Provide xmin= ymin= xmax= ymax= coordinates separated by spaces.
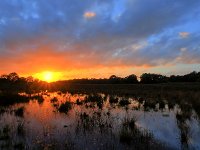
xmin=0 ymin=92 xmax=200 ymax=150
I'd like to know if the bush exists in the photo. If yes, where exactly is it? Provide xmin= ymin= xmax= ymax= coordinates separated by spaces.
xmin=58 ymin=101 xmax=72 ymax=113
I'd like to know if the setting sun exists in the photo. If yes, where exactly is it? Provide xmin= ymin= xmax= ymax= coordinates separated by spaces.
xmin=33 ymin=71 xmax=62 ymax=82
xmin=43 ymin=72 xmax=53 ymax=82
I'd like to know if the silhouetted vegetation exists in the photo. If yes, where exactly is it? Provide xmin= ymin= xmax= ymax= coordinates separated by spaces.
xmin=169 ymin=71 xmax=200 ymax=82
xmin=58 ymin=101 xmax=72 ymax=113
xmin=109 ymin=96 xmax=119 ymax=104
xmin=0 ymin=71 xmax=200 ymax=94
xmin=0 ymin=93 xmax=29 ymax=106
xmin=119 ymin=117 xmax=165 ymax=149
xmin=84 ymin=94 xmax=104 ymax=109
xmin=14 ymin=107 xmax=25 ymax=117
xmin=0 ymin=72 xmax=48 ymax=93
xmin=140 ymin=73 xmax=168 ymax=84
xmin=119 ymin=99 xmax=130 ymax=107
xmin=30 ymin=95 xmax=44 ymax=104
xmin=51 ymin=97 xmax=58 ymax=103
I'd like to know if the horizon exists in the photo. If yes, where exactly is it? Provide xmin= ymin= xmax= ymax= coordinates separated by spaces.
xmin=1 ymin=70 xmax=199 ymax=83
xmin=0 ymin=0 xmax=200 ymax=80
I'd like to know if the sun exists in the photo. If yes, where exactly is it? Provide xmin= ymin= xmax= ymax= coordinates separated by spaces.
xmin=33 ymin=71 xmax=62 ymax=82
xmin=43 ymin=72 xmax=53 ymax=82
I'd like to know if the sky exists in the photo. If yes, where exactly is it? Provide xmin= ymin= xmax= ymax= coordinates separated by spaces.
xmin=0 ymin=0 xmax=200 ymax=80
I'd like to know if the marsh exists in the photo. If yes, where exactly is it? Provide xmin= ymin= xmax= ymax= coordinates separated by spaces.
xmin=0 ymin=84 xmax=200 ymax=150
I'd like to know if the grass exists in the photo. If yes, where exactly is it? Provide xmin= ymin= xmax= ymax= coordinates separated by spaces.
xmin=50 ymin=97 xmax=58 ymax=103
xmin=50 ymin=83 xmax=200 ymax=95
xmin=0 ymin=124 xmax=26 ymax=149
xmin=176 ymin=107 xmax=191 ymax=149
xmin=119 ymin=129 xmax=132 ymax=145
xmin=17 ymin=122 xmax=25 ymax=137
xmin=77 ymin=111 xmax=113 ymax=134
xmin=58 ymin=101 xmax=72 ymax=113
xmin=0 ymin=93 xmax=29 ymax=106
xmin=119 ymin=99 xmax=130 ymax=107
xmin=109 ymin=96 xmax=119 ymax=104
xmin=143 ymin=99 xmax=157 ymax=111
xmin=76 ymin=98 xmax=83 ymax=105
xmin=84 ymin=94 xmax=104 ymax=109
xmin=84 ymin=94 xmax=103 ymax=103
xmin=0 ymin=83 xmax=200 ymax=149
xmin=119 ymin=117 xmax=165 ymax=149
xmin=30 ymin=95 xmax=44 ymax=104
xmin=119 ymin=117 xmax=136 ymax=145
xmin=0 ymin=107 xmax=6 ymax=115
xmin=0 ymin=125 xmax=10 ymax=142
xmin=14 ymin=107 xmax=25 ymax=117
xmin=13 ymin=143 xmax=25 ymax=150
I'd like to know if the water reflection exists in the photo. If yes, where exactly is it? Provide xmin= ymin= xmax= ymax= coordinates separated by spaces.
xmin=0 ymin=92 xmax=200 ymax=149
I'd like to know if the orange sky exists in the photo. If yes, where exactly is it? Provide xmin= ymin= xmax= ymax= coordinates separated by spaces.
xmin=0 ymin=43 xmax=152 ymax=80
xmin=0 ymin=41 xmax=199 ymax=81
xmin=0 ymin=44 xmax=198 ymax=81
xmin=1 ymin=0 xmax=200 ymax=81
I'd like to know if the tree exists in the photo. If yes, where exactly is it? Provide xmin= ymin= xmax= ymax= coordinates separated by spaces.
xmin=169 ymin=71 xmax=200 ymax=82
xmin=183 ymin=71 xmax=198 ymax=82
xmin=124 ymin=74 xmax=138 ymax=83
xmin=140 ymin=73 xmax=168 ymax=83
xmin=26 ymin=76 xmax=35 ymax=83
xmin=7 ymin=72 xmax=19 ymax=82
xmin=0 ymin=74 xmax=8 ymax=79
xmin=109 ymin=75 xmax=122 ymax=84
xmin=197 ymin=72 xmax=200 ymax=82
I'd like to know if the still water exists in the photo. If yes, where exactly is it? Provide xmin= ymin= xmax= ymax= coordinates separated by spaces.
xmin=0 ymin=92 xmax=200 ymax=150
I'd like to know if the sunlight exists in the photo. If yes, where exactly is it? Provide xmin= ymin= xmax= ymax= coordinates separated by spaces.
xmin=43 ymin=72 xmax=53 ymax=82
xmin=34 ymin=71 xmax=62 ymax=82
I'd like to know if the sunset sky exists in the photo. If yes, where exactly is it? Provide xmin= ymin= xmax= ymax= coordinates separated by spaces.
xmin=0 ymin=0 xmax=200 ymax=80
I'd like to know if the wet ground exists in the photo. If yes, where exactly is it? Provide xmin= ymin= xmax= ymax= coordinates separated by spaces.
xmin=0 ymin=91 xmax=200 ymax=150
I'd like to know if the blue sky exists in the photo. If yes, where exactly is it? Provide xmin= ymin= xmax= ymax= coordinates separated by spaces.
xmin=0 ymin=0 xmax=200 ymax=78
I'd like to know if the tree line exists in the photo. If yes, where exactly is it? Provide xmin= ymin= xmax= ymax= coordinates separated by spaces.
xmin=0 ymin=71 xmax=200 ymax=92
xmin=62 ymin=71 xmax=200 ymax=84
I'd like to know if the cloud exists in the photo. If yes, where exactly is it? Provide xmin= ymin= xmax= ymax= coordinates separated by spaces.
xmin=179 ymin=32 xmax=190 ymax=38
xmin=84 ymin=11 xmax=96 ymax=19
xmin=180 ymin=47 xmax=187 ymax=52
xmin=0 ymin=0 xmax=200 ymax=76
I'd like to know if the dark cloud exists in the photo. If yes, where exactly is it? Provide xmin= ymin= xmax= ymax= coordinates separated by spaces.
xmin=0 ymin=0 xmax=200 ymax=75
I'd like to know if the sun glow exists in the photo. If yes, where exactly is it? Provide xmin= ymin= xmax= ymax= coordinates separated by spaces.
xmin=34 ymin=71 xmax=62 ymax=82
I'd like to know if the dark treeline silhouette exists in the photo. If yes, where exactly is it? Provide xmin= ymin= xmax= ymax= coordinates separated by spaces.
xmin=0 ymin=72 xmax=48 ymax=93
xmin=0 ymin=71 xmax=200 ymax=92
xmin=169 ymin=71 xmax=200 ymax=82
xmin=60 ymin=71 xmax=200 ymax=84
xmin=140 ymin=73 xmax=168 ymax=84
xmin=65 ymin=74 xmax=138 ymax=84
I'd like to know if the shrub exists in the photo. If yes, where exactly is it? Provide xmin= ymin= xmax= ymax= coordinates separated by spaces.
xmin=58 ymin=101 xmax=72 ymax=113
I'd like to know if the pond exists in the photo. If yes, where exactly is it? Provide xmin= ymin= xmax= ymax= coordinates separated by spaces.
xmin=0 ymin=91 xmax=200 ymax=150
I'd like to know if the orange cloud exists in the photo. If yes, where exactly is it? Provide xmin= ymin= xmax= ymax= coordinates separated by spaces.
xmin=0 ymin=37 xmax=180 ymax=80
xmin=84 ymin=11 xmax=96 ymax=19
xmin=0 ymin=43 xmax=151 ymax=80
xmin=179 ymin=32 xmax=190 ymax=38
